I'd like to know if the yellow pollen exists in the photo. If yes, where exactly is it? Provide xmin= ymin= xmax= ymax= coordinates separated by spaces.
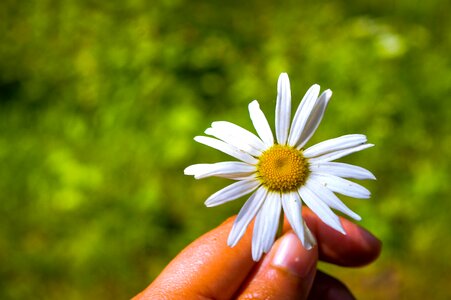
xmin=257 ymin=145 xmax=309 ymax=192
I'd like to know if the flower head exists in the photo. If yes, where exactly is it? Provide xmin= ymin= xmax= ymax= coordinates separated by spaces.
xmin=185 ymin=73 xmax=375 ymax=261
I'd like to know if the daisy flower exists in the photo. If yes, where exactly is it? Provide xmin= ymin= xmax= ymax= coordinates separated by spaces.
xmin=184 ymin=73 xmax=375 ymax=261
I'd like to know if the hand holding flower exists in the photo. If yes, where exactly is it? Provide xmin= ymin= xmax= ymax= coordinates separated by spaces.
xmin=134 ymin=210 xmax=381 ymax=299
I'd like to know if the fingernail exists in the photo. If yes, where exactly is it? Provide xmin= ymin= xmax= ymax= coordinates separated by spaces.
xmin=271 ymin=232 xmax=316 ymax=278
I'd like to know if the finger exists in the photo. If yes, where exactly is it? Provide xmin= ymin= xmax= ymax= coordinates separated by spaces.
xmin=291 ymin=208 xmax=382 ymax=267
xmin=237 ymin=231 xmax=318 ymax=300
xmin=133 ymin=217 xmax=256 ymax=300
xmin=135 ymin=208 xmax=381 ymax=299
xmin=307 ymin=271 xmax=355 ymax=300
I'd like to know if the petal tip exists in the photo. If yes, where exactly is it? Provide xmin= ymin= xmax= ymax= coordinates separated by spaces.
xmin=335 ymin=223 xmax=347 ymax=235
xmin=279 ymin=72 xmax=289 ymax=78
xmin=324 ymin=89 xmax=333 ymax=99
xmin=184 ymin=166 xmax=194 ymax=175
xmin=252 ymin=251 xmax=263 ymax=262
xmin=210 ymin=121 xmax=223 ymax=128
xmin=278 ymin=73 xmax=290 ymax=87
xmin=227 ymin=235 xmax=237 ymax=247
xmin=249 ymin=99 xmax=259 ymax=108
xmin=302 ymin=241 xmax=314 ymax=250
xmin=311 ymin=83 xmax=320 ymax=90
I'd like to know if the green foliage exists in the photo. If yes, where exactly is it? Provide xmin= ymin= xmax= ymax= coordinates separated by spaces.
xmin=0 ymin=0 xmax=450 ymax=299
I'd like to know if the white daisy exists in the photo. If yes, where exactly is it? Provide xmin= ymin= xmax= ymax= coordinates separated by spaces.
xmin=185 ymin=73 xmax=375 ymax=261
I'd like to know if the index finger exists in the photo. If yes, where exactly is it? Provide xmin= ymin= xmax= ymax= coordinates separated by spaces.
xmin=301 ymin=208 xmax=382 ymax=266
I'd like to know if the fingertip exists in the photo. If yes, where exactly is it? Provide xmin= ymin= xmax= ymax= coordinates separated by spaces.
xmin=335 ymin=216 xmax=382 ymax=267
xmin=307 ymin=271 xmax=356 ymax=300
xmin=354 ymin=224 xmax=382 ymax=265
xmin=302 ymin=208 xmax=382 ymax=267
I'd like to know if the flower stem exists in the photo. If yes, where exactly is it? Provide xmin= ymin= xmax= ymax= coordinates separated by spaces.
xmin=276 ymin=210 xmax=285 ymax=239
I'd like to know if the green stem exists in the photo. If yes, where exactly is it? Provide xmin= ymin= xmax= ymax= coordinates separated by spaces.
xmin=276 ymin=210 xmax=285 ymax=239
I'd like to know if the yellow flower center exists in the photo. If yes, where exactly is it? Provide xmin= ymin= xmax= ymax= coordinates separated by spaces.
xmin=257 ymin=145 xmax=309 ymax=192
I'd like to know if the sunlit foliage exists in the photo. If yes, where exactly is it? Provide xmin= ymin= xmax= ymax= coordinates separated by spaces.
xmin=0 ymin=0 xmax=450 ymax=299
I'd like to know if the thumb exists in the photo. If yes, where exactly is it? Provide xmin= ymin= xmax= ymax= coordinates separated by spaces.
xmin=133 ymin=217 xmax=257 ymax=300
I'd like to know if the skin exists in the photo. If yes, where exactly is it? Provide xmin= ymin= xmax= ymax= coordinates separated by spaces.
xmin=134 ymin=208 xmax=381 ymax=300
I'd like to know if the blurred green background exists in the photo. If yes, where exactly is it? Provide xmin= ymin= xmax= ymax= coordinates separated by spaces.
xmin=0 ymin=0 xmax=450 ymax=299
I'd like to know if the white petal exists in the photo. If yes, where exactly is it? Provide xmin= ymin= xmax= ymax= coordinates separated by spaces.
xmin=248 ymin=100 xmax=274 ymax=147
xmin=309 ymin=162 xmax=376 ymax=180
xmin=228 ymin=187 xmax=267 ymax=247
xmin=295 ymin=89 xmax=332 ymax=149
xmin=262 ymin=192 xmax=282 ymax=253
xmin=307 ymin=179 xmax=361 ymax=221
xmin=194 ymin=136 xmax=258 ymax=165
xmin=281 ymin=192 xmax=307 ymax=247
xmin=304 ymin=222 xmax=316 ymax=249
xmin=252 ymin=192 xmax=282 ymax=261
xmin=275 ymin=73 xmax=291 ymax=145
xmin=224 ymin=175 xmax=259 ymax=181
xmin=308 ymin=143 xmax=374 ymax=163
xmin=205 ymin=127 xmax=261 ymax=157
xmin=304 ymin=134 xmax=367 ymax=158
xmin=288 ymin=84 xmax=320 ymax=147
xmin=206 ymin=121 xmax=266 ymax=156
xmin=184 ymin=162 xmax=256 ymax=180
xmin=310 ymin=173 xmax=371 ymax=199
xmin=205 ymin=179 xmax=260 ymax=207
xmin=298 ymin=186 xmax=345 ymax=234
xmin=212 ymin=121 xmax=266 ymax=151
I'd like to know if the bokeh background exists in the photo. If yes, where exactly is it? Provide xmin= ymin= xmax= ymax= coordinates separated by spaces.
xmin=1 ymin=0 xmax=450 ymax=299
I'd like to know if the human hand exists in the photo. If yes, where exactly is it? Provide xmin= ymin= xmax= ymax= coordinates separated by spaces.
xmin=133 ymin=208 xmax=381 ymax=300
